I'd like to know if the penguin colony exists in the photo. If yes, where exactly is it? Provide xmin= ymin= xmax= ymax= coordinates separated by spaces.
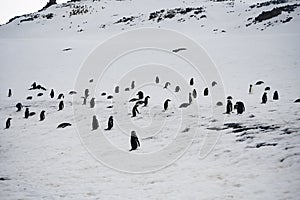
xmin=3 ymin=76 xmax=292 ymax=151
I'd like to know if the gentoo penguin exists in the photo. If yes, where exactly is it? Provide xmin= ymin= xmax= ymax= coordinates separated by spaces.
xmin=143 ymin=96 xmax=150 ymax=107
xmin=57 ymin=93 xmax=64 ymax=99
xmin=101 ymin=92 xmax=106 ymax=96
xmin=261 ymin=92 xmax=267 ymax=104
xmin=16 ymin=103 xmax=23 ymax=112
xmin=249 ymin=84 xmax=253 ymax=94
xmin=50 ymin=89 xmax=54 ymax=98
xmin=175 ymin=86 xmax=180 ymax=92
xmin=226 ymin=99 xmax=233 ymax=114
xmin=40 ymin=110 xmax=46 ymax=121
xmin=30 ymin=82 xmax=37 ymax=89
xmin=69 ymin=91 xmax=77 ymax=95
xmin=115 ymin=86 xmax=120 ymax=93
xmin=105 ymin=116 xmax=113 ymax=131
xmin=129 ymin=91 xmax=144 ymax=102
xmin=5 ymin=118 xmax=12 ymax=129
xmin=8 ymin=89 xmax=12 ymax=97
xmin=24 ymin=108 xmax=30 ymax=119
xmin=164 ymin=99 xmax=171 ymax=111
xmin=190 ymin=78 xmax=194 ymax=86
xmin=57 ymin=122 xmax=72 ymax=129
xmin=92 ymin=115 xmax=99 ymax=130
xmin=81 ymin=96 xmax=87 ymax=105
xmin=235 ymin=101 xmax=245 ymax=114
xmin=163 ymin=82 xmax=171 ymax=89
xmin=89 ymin=79 xmax=94 ymax=83
xmin=125 ymin=88 xmax=130 ymax=91
xmin=265 ymin=87 xmax=270 ymax=91
xmin=37 ymin=93 xmax=43 ymax=97
xmin=131 ymin=104 xmax=140 ymax=117
xmin=204 ymin=88 xmax=209 ymax=96
xmin=90 ymin=98 xmax=95 ymax=108
xmin=192 ymin=89 xmax=197 ymax=98
xmin=26 ymin=96 xmax=33 ymax=100
xmin=131 ymin=81 xmax=135 ymax=89
xmin=155 ymin=76 xmax=159 ymax=84
xmin=129 ymin=130 xmax=140 ymax=151
xmin=255 ymin=81 xmax=264 ymax=85
xmin=84 ymin=89 xmax=89 ymax=98
xmin=273 ymin=91 xmax=279 ymax=100
xmin=58 ymin=101 xmax=64 ymax=111
xmin=107 ymin=95 xmax=113 ymax=99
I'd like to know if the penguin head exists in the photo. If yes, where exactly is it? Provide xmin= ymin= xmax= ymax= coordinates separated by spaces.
xmin=145 ymin=96 xmax=150 ymax=99
xmin=166 ymin=99 xmax=171 ymax=102
xmin=7 ymin=117 xmax=12 ymax=121
xmin=131 ymin=130 xmax=137 ymax=137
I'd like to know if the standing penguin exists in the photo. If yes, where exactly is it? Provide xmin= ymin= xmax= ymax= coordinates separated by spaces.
xmin=50 ymin=89 xmax=54 ymax=98
xmin=192 ymin=89 xmax=197 ymax=98
xmin=90 ymin=97 xmax=95 ymax=108
xmin=204 ymin=88 xmax=209 ymax=96
xmin=16 ymin=102 xmax=23 ymax=112
xmin=273 ymin=91 xmax=279 ymax=100
xmin=24 ymin=108 xmax=30 ymax=119
xmin=137 ymin=91 xmax=144 ymax=100
xmin=249 ymin=84 xmax=253 ymax=94
xmin=115 ymin=86 xmax=120 ymax=94
xmin=132 ymin=104 xmax=140 ymax=117
xmin=261 ymin=92 xmax=267 ymax=104
xmin=235 ymin=101 xmax=245 ymax=114
xmin=57 ymin=93 xmax=64 ymax=99
xmin=188 ymin=92 xmax=192 ymax=104
xmin=81 ymin=96 xmax=87 ymax=105
xmin=175 ymin=86 xmax=181 ymax=92
xmin=84 ymin=89 xmax=89 ymax=99
xmin=40 ymin=110 xmax=46 ymax=121
xmin=226 ymin=99 xmax=233 ymax=114
xmin=5 ymin=118 xmax=12 ymax=129
xmin=129 ymin=130 xmax=140 ymax=151
xmin=155 ymin=76 xmax=159 ymax=84
xmin=190 ymin=78 xmax=194 ymax=86
xmin=92 ymin=115 xmax=99 ymax=130
xmin=105 ymin=116 xmax=113 ymax=131
xmin=8 ymin=89 xmax=12 ymax=97
xmin=164 ymin=99 xmax=171 ymax=111
xmin=143 ymin=96 xmax=150 ymax=107
xmin=58 ymin=101 xmax=64 ymax=111
xmin=131 ymin=81 xmax=135 ymax=89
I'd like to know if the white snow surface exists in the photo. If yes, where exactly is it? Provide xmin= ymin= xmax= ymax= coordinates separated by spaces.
xmin=0 ymin=0 xmax=300 ymax=199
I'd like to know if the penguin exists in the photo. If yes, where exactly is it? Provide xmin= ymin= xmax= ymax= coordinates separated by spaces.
xmin=5 ymin=118 xmax=12 ymax=129
xmin=261 ymin=92 xmax=267 ymax=104
xmin=90 ymin=98 xmax=95 ymax=108
xmin=155 ymin=76 xmax=159 ymax=84
xmin=131 ymin=81 xmax=135 ymax=89
xmin=40 ymin=110 xmax=46 ymax=121
xmin=16 ymin=103 xmax=23 ymax=112
xmin=37 ymin=93 xmax=43 ymax=97
xmin=115 ymin=86 xmax=120 ymax=93
xmin=212 ymin=81 xmax=217 ymax=87
xmin=89 ymin=79 xmax=94 ymax=83
xmin=50 ymin=89 xmax=54 ymax=98
xmin=137 ymin=91 xmax=144 ymax=99
xmin=26 ymin=96 xmax=33 ymax=100
xmin=204 ymin=88 xmax=209 ymax=96
xmin=105 ymin=116 xmax=113 ymax=131
xmin=107 ymin=95 xmax=113 ymax=99
xmin=24 ymin=108 xmax=30 ymax=119
xmin=255 ymin=81 xmax=264 ymax=85
xmin=30 ymin=82 xmax=37 ymax=90
xmin=188 ymin=92 xmax=192 ymax=104
xmin=69 ymin=91 xmax=77 ymax=95
xmin=57 ymin=93 xmax=64 ymax=99
xmin=273 ymin=91 xmax=279 ymax=100
xmin=175 ymin=86 xmax=181 ymax=92
xmin=58 ymin=101 xmax=64 ymax=111
xmin=265 ymin=87 xmax=270 ymax=91
xmin=164 ymin=99 xmax=171 ymax=111
xmin=81 ymin=96 xmax=87 ymax=105
xmin=249 ymin=84 xmax=253 ymax=94
xmin=84 ymin=89 xmax=89 ymax=98
xmin=163 ymin=82 xmax=171 ymax=89
xmin=8 ymin=89 xmax=12 ymax=97
xmin=125 ymin=88 xmax=130 ymax=91
xmin=36 ymin=84 xmax=46 ymax=91
xmin=192 ymin=89 xmax=197 ymax=98
xmin=101 ymin=92 xmax=106 ymax=96
xmin=129 ymin=130 xmax=140 ymax=151
xmin=190 ymin=78 xmax=194 ymax=86
xmin=92 ymin=115 xmax=99 ymax=130
xmin=132 ymin=104 xmax=140 ymax=117
xmin=235 ymin=101 xmax=245 ymax=114
xmin=226 ymin=99 xmax=233 ymax=114
xmin=57 ymin=122 xmax=72 ymax=129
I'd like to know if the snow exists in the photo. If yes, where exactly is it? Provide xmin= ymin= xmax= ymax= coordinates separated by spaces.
xmin=0 ymin=0 xmax=300 ymax=199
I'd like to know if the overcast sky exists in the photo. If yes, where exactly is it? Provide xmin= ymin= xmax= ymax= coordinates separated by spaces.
xmin=0 ymin=0 xmax=68 ymax=25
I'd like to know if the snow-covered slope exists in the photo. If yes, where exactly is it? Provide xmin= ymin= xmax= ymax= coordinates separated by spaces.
xmin=0 ymin=0 xmax=300 ymax=199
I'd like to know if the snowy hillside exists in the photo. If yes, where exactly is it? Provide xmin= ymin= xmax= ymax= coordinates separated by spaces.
xmin=1 ymin=0 xmax=300 ymax=199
